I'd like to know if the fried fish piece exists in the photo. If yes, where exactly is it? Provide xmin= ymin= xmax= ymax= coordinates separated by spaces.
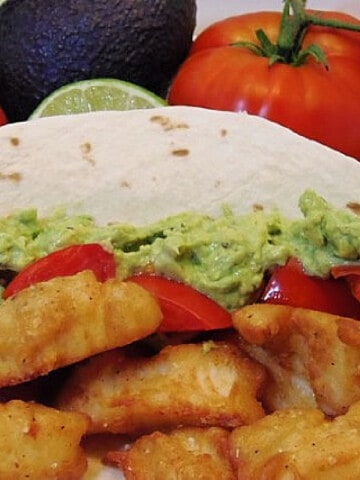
xmin=106 ymin=427 xmax=236 ymax=480
xmin=232 ymin=303 xmax=360 ymax=416
xmin=0 ymin=270 xmax=162 ymax=387
xmin=0 ymin=399 xmax=89 ymax=480
xmin=57 ymin=341 xmax=266 ymax=435
xmin=229 ymin=400 xmax=360 ymax=479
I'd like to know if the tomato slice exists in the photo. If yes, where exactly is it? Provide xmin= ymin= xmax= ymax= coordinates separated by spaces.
xmin=331 ymin=264 xmax=360 ymax=303
xmin=261 ymin=258 xmax=360 ymax=319
xmin=0 ymin=107 xmax=7 ymax=126
xmin=3 ymin=243 xmax=116 ymax=299
xmin=127 ymin=274 xmax=233 ymax=332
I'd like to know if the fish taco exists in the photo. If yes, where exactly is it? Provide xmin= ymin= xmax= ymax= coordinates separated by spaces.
xmin=1 ymin=106 xmax=360 ymax=479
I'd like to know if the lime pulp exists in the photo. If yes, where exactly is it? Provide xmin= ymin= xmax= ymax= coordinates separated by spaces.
xmin=29 ymin=78 xmax=167 ymax=119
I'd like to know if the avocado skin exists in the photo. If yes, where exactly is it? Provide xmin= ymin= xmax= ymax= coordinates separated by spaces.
xmin=0 ymin=0 xmax=196 ymax=122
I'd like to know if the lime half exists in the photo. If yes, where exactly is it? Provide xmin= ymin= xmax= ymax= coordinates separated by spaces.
xmin=29 ymin=78 xmax=167 ymax=119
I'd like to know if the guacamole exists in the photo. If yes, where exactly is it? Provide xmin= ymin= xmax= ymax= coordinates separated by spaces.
xmin=0 ymin=190 xmax=359 ymax=310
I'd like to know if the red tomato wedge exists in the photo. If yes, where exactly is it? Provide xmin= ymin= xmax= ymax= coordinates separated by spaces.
xmin=127 ymin=274 xmax=233 ymax=332
xmin=0 ymin=107 xmax=7 ymax=126
xmin=261 ymin=258 xmax=360 ymax=319
xmin=331 ymin=264 xmax=360 ymax=303
xmin=3 ymin=243 xmax=116 ymax=299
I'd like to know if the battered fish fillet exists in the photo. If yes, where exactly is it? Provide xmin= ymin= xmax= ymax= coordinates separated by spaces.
xmin=229 ymin=400 xmax=360 ymax=480
xmin=0 ymin=270 xmax=162 ymax=387
xmin=106 ymin=427 xmax=236 ymax=480
xmin=0 ymin=399 xmax=89 ymax=480
xmin=57 ymin=341 xmax=266 ymax=435
xmin=232 ymin=304 xmax=360 ymax=416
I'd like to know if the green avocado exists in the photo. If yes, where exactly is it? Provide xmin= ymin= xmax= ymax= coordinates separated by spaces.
xmin=0 ymin=0 xmax=196 ymax=121
xmin=0 ymin=190 xmax=360 ymax=310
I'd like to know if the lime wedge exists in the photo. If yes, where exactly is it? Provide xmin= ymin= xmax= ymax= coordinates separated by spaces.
xmin=29 ymin=78 xmax=167 ymax=119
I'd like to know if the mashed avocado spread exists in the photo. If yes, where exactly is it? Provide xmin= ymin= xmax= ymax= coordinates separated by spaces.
xmin=0 ymin=190 xmax=359 ymax=310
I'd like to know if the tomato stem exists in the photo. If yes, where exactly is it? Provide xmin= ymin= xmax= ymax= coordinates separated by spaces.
xmin=276 ymin=0 xmax=307 ymax=62
xmin=234 ymin=0 xmax=360 ymax=66
xmin=278 ymin=0 xmax=360 ymax=65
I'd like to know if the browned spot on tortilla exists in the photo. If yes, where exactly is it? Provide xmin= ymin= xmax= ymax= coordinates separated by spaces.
xmin=9 ymin=137 xmax=20 ymax=146
xmin=220 ymin=129 xmax=228 ymax=137
xmin=347 ymin=202 xmax=360 ymax=215
xmin=253 ymin=203 xmax=264 ymax=211
xmin=81 ymin=142 xmax=92 ymax=154
xmin=171 ymin=148 xmax=190 ymax=157
xmin=214 ymin=180 xmax=221 ymax=188
xmin=120 ymin=180 xmax=131 ymax=189
xmin=80 ymin=142 xmax=95 ymax=165
xmin=0 ymin=172 xmax=22 ymax=183
xmin=150 ymin=115 xmax=189 ymax=132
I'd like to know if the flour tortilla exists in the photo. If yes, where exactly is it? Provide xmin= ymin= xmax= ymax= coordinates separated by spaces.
xmin=0 ymin=106 xmax=360 ymax=480
xmin=0 ymin=106 xmax=359 ymax=226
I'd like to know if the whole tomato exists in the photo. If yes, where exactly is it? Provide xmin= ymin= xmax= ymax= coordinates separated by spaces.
xmin=168 ymin=4 xmax=360 ymax=160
